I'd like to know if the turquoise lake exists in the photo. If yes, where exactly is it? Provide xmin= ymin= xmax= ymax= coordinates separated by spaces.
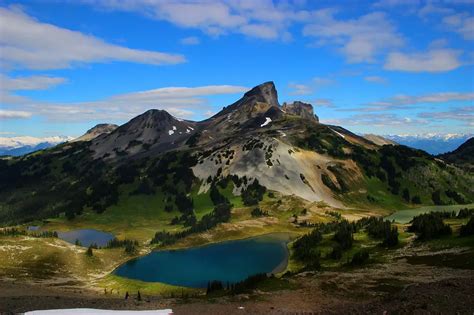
xmin=114 ymin=233 xmax=290 ymax=288
xmin=57 ymin=229 xmax=115 ymax=247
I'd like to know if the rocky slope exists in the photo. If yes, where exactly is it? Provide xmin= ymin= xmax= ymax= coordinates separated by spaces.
xmin=72 ymin=124 xmax=118 ymax=142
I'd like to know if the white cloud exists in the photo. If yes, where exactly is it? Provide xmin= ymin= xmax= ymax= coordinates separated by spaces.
xmin=0 ymin=74 xmax=67 ymax=90
xmin=288 ymin=76 xmax=336 ymax=95
xmin=303 ymin=11 xmax=404 ymax=63
xmin=384 ymin=48 xmax=462 ymax=72
xmin=360 ymin=92 xmax=474 ymax=111
xmin=313 ymin=98 xmax=334 ymax=107
xmin=364 ymin=76 xmax=387 ymax=84
xmin=82 ymin=0 xmax=309 ymax=41
xmin=321 ymin=113 xmax=427 ymax=127
xmin=0 ymin=110 xmax=32 ymax=119
xmin=442 ymin=12 xmax=474 ymax=40
xmin=2 ymin=84 xmax=248 ymax=122
xmin=418 ymin=106 xmax=473 ymax=125
xmin=180 ymin=36 xmax=200 ymax=45
xmin=288 ymin=83 xmax=313 ymax=95
xmin=0 ymin=7 xmax=185 ymax=70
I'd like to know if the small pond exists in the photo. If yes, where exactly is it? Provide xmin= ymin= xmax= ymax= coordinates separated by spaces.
xmin=57 ymin=229 xmax=115 ymax=247
xmin=385 ymin=203 xmax=474 ymax=224
xmin=114 ymin=233 xmax=291 ymax=288
xmin=27 ymin=226 xmax=40 ymax=231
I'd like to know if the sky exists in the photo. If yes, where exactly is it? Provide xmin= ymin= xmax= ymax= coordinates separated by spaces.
xmin=0 ymin=0 xmax=473 ymax=138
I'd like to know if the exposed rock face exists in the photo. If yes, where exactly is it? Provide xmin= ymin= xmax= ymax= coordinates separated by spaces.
xmin=73 ymin=123 xmax=118 ymax=142
xmin=363 ymin=134 xmax=397 ymax=146
xmin=282 ymin=101 xmax=319 ymax=122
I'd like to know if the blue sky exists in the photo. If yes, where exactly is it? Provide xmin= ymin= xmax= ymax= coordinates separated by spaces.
xmin=0 ymin=0 xmax=473 ymax=138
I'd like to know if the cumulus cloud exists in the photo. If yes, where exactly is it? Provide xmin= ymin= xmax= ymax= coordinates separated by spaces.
xmin=0 ymin=7 xmax=185 ymax=70
xmin=303 ymin=10 xmax=404 ymax=63
xmin=83 ymin=0 xmax=308 ymax=41
xmin=384 ymin=48 xmax=462 ymax=72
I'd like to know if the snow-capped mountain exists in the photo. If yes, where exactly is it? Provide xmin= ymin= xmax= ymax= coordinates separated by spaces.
xmin=0 ymin=136 xmax=74 ymax=156
xmin=384 ymin=134 xmax=473 ymax=155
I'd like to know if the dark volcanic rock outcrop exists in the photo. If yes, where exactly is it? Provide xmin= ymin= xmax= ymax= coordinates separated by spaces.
xmin=282 ymin=101 xmax=319 ymax=122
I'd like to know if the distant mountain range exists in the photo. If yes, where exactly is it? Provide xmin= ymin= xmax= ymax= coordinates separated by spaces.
xmin=383 ymin=134 xmax=473 ymax=155
xmin=0 ymin=136 xmax=74 ymax=156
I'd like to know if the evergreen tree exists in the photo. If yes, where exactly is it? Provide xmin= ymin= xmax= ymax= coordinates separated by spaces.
xmin=85 ymin=245 xmax=93 ymax=257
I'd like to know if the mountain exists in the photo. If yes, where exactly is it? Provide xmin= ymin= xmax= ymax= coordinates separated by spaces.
xmin=363 ymin=134 xmax=398 ymax=146
xmin=72 ymin=123 xmax=118 ymax=142
xmin=438 ymin=137 xmax=474 ymax=170
xmin=384 ymin=134 xmax=472 ymax=155
xmin=0 ymin=136 xmax=73 ymax=156
xmin=0 ymin=82 xmax=472 ymax=225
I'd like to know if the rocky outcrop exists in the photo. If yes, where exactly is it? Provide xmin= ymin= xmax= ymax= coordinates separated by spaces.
xmin=282 ymin=101 xmax=319 ymax=122
xmin=72 ymin=123 xmax=118 ymax=142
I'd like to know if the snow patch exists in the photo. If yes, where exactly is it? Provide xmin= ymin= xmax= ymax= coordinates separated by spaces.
xmin=188 ymin=126 xmax=194 ymax=131
xmin=168 ymin=130 xmax=174 ymax=135
xmin=331 ymin=129 xmax=345 ymax=139
xmin=172 ymin=126 xmax=177 ymax=131
xmin=260 ymin=117 xmax=272 ymax=127
xmin=186 ymin=129 xmax=191 ymax=133
xmin=25 ymin=309 xmax=173 ymax=315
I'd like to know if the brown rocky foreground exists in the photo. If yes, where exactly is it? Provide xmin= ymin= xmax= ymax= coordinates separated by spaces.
xmin=1 ymin=259 xmax=473 ymax=315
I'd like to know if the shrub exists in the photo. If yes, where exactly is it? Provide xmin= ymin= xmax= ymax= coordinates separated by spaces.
xmin=333 ymin=220 xmax=353 ymax=250
xmin=251 ymin=207 xmax=268 ymax=217
xmin=460 ymin=217 xmax=474 ymax=237
xmin=329 ymin=244 xmax=342 ymax=260
xmin=350 ymin=250 xmax=369 ymax=266
xmin=408 ymin=212 xmax=452 ymax=240
xmin=293 ymin=228 xmax=322 ymax=263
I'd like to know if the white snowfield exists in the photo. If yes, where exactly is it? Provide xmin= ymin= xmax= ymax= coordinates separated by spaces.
xmin=25 ymin=309 xmax=173 ymax=315
xmin=260 ymin=117 xmax=272 ymax=127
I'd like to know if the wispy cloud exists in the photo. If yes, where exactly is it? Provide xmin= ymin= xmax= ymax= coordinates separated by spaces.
xmin=364 ymin=76 xmax=387 ymax=84
xmin=0 ymin=110 xmax=33 ymax=119
xmin=0 ymin=74 xmax=67 ymax=91
xmin=180 ymin=36 xmax=200 ymax=45
xmin=0 ymin=6 xmax=185 ymax=70
xmin=313 ymin=98 xmax=334 ymax=107
xmin=418 ymin=106 xmax=474 ymax=126
xmin=288 ymin=77 xmax=336 ymax=96
xmin=442 ymin=12 xmax=474 ymax=40
xmin=2 ymin=83 xmax=248 ymax=122
xmin=321 ymin=113 xmax=427 ymax=127
xmin=288 ymin=83 xmax=313 ymax=95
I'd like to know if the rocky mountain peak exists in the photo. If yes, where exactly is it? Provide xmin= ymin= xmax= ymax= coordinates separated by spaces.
xmin=241 ymin=81 xmax=279 ymax=108
xmin=282 ymin=101 xmax=319 ymax=122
